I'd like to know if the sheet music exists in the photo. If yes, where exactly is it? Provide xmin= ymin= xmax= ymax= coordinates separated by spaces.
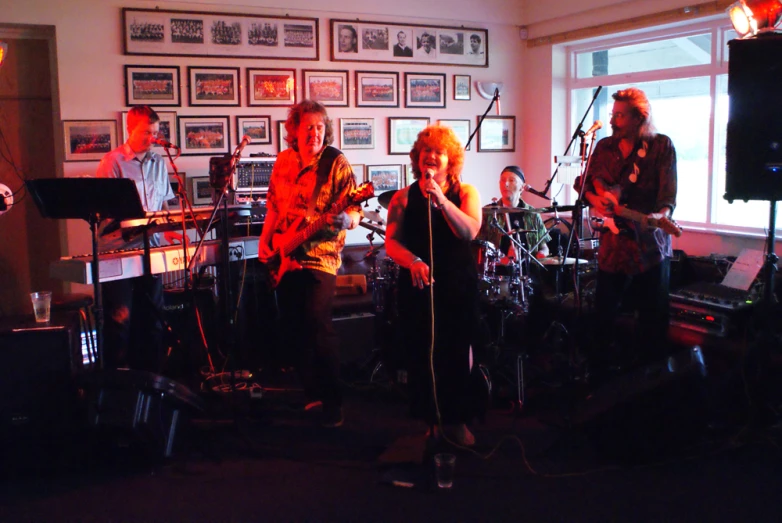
xmin=721 ymin=248 xmax=764 ymax=291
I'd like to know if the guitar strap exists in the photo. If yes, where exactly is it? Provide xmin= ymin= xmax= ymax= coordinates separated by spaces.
xmin=306 ymin=145 xmax=342 ymax=218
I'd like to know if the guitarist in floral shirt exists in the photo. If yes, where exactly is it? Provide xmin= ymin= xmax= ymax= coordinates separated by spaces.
xmin=259 ymin=100 xmax=362 ymax=428
xmin=579 ymin=87 xmax=678 ymax=373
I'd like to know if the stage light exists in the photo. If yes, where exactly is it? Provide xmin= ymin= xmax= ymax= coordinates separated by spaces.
xmin=727 ymin=0 xmax=782 ymax=38
xmin=0 ymin=42 xmax=8 ymax=69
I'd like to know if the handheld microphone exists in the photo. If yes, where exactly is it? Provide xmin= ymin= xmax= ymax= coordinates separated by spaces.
xmin=234 ymin=135 xmax=251 ymax=156
xmin=153 ymin=137 xmax=179 ymax=149
xmin=523 ymin=183 xmax=550 ymax=200
xmin=424 ymin=168 xmax=439 ymax=209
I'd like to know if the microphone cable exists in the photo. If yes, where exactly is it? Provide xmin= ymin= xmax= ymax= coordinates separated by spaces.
xmin=425 ymin=180 xmax=442 ymax=432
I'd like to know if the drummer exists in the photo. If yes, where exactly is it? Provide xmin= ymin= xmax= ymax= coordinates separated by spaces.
xmin=478 ymin=165 xmax=550 ymax=265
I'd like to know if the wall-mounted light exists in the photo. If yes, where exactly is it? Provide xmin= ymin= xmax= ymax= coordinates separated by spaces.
xmin=475 ymin=81 xmax=503 ymax=101
xmin=727 ymin=0 xmax=782 ymax=38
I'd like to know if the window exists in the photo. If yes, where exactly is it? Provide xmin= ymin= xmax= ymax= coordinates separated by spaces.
xmin=565 ymin=20 xmax=780 ymax=234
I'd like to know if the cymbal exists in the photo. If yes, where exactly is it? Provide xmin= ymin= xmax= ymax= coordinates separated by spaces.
xmin=377 ymin=190 xmax=396 ymax=209
xmin=358 ymin=221 xmax=386 ymax=235
xmin=539 ymin=257 xmax=588 ymax=266
xmin=535 ymin=204 xmax=579 ymax=213
xmin=482 ymin=206 xmax=538 ymax=214
xmin=363 ymin=209 xmax=384 ymax=224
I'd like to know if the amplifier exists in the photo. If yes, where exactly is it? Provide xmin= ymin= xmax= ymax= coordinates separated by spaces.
xmin=669 ymin=301 xmax=732 ymax=337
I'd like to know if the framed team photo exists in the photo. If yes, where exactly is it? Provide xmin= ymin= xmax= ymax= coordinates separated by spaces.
xmin=303 ymin=69 xmax=349 ymax=107
xmin=367 ymin=164 xmax=402 ymax=193
xmin=124 ymin=65 xmax=180 ymax=107
xmin=178 ymin=115 xmax=230 ymax=155
xmin=63 ymin=120 xmax=118 ymax=162
xmin=236 ymin=115 xmax=272 ymax=145
xmin=188 ymin=66 xmax=240 ymax=106
xmin=121 ymin=111 xmax=177 ymax=149
xmin=405 ymin=72 xmax=446 ymax=108
xmin=340 ymin=118 xmax=375 ymax=150
xmin=247 ymin=68 xmax=296 ymax=107
xmin=355 ymin=71 xmax=399 ymax=108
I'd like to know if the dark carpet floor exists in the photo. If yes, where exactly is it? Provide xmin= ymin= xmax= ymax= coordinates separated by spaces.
xmin=3 ymin=347 xmax=782 ymax=523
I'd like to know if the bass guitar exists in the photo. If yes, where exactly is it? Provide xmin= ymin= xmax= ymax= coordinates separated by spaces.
xmin=264 ymin=182 xmax=375 ymax=287
xmin=592 ymin=179 xmax=682 ymax=237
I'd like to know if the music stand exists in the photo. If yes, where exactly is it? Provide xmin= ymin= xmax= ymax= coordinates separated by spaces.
xmin=27 ymin=178 xmax=146 ymax=369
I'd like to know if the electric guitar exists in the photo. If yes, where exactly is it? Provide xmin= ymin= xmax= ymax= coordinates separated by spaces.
xmin=264 ymin=182 xmax=375 ymax=287
xmin=592 ymin=179 xmax=682 ymax=237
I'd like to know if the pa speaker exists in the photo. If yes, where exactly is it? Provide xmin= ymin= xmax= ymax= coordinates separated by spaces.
xmin=725 ymin=35 xmax=782 ymax=202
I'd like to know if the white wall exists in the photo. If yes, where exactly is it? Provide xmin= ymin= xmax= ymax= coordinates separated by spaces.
xmin=2 ymin=0 xmax=526 ymax=260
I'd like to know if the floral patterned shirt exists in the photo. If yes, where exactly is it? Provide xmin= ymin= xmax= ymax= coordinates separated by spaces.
xmin=584 ymin=133 xmax=677 ymax=275
xmin=266 ymin=146 xmax=361 ymax=275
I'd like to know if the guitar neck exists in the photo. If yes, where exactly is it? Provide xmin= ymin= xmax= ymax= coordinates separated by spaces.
xmin=615 ymin=205 xmax=649 ymax=226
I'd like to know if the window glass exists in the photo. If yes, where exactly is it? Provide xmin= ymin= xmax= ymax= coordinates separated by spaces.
xmin=575 ymin=34 xmax=712 ymax=78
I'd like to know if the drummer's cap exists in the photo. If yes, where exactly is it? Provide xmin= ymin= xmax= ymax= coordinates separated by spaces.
xmin=501 ymin=165 xmax=525 ymax=184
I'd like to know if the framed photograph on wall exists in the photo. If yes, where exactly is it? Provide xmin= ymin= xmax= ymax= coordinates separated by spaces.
xmin=478 ymin=116 xmax=516 ymax=152
xmin=438 ymin=119 xmax=471 ymax=150
xmin=453 ymin=74 xmax=471 ymax=100
xmin=167 ymin=172 xmax=186 ymax=209
xmin=388 ymin=117 xmax=430 ymax=155
xmin=178 ymin=115 xmax=230 ymax=155
xmin=188 ymin=66 xmax=240 ymax=106
xmin=302 ymin=70 xmax=349 ymax=106
xmin=247 ymin=68 xmax=296 ymax=107
xmin=277 ymin=120 xmax=289 ymax=153
xmin=404 ymin=164 xmax=416 ymax=186
xmin=355 ymin=71 xmax=398 ymax=107
xmin=63 ymin=120 xmax=118 ymax=162
xmin=405 ymin=72 xmax=446 ymax=108
xmin=123 ymin=8 xmax=319 ymax=61
xmin=340 ymin=118 xmax=374 ymax=150
xmin=122 ymin=110 xmax=178 ymax=149
xmin=237 ymin=115 xmax=272 ymax=145
xmin=190 ymin=176 xmax=213 ymax=206
xmin=124 ymin=65 xmax=180 ymax=106
xmin=350 ymin=164 xmax=365 ymax=185
xmin=367 ymin=164 xmax=402 ymax=193
xmin=329 ymin=19 xmax=488 ymax=67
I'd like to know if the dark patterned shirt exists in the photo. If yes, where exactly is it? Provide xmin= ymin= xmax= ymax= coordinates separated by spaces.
xmin=584 ymin=133 xmax=677 ymax=274
xmin=479 ymin=199 xmax=551 ymax=256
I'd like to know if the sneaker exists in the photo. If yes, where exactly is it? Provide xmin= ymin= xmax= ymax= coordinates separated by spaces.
xmin=321 ymin=406 xmax=344 ymax=428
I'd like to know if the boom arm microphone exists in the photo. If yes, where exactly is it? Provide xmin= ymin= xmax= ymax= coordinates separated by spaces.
xmin=524 ymin=183 xmax=550 ymax=200
xmin=234 ymin=135 xmax=251 ymax=156
xmin=153 ymin=137 xmax=179 ymax=149
xmin=580 ymin=120 xmax=603 ymax=137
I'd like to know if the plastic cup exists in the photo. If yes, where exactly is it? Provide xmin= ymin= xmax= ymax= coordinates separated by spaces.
xmin=434 ymin=452 xmax=456 ymax=488
xmin=30 ymin=291 xmax=52 ymax=323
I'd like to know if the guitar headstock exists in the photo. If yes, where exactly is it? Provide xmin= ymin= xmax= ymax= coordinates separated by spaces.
xmin=350 ymin=182 xmax=375 ymax=204
xmin=659 ymin=216 xmax=683 ymax=238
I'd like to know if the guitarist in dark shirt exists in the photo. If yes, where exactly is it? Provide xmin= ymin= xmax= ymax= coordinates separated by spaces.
xmin=259 ymin=100 xmax=363 ymax=427
xmin=579 ymin=87 xmax=678 ymax=373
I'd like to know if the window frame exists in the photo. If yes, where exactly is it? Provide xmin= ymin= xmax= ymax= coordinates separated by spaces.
xmin=563 ymin=17 xmax=772 ymax=237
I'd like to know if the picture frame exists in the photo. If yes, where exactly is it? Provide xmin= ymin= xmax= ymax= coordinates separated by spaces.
xmin=367 ymin=164 xmax=402 ymax=193
xmin=350 ymin=164 xmax=365 ymax=185
xmin=478 ymin=116 xmax=516 ymax=152
xmin=236 ymin=115 xmax=272 ymax=145
xmin=190 ymin=176 xmax=213 ymax=206
xmin=405 ymin=73 xmax=446 ymax=109
xmin=123 ymin=8 xmax=319 ymax=61
xmin=453 ymin=74 xmax=471 ymax=101
xmin=247 ymin=68 xmax=296 ymax=107
xmin=355 ymin=71 xmax=399 ymax=108
xmin=302 ymin=69 xmax=349 ymax=107
xmin=188 ymin=66 xmax=240 ymax=106
xmin=277 ymin=120 xmax=289 ymax=153
xmin=438 ymin=119 xmax=471 ymax=151
xmin=178 ymin=115 xmax=231 ymax=156
xmin=330 ymin=19 xmax=488 ymax=67
xmin=388 ymin=117 xmax=430 ymax=155
xmin=63 ymin=120 xmax=118 ymax=162
xmin=167 ymin=172 xmax=186 ymax=209
xmin=121 ymin=111 xmax=177 ymax=148
xmin=124 ymin=65 xmax=180 ymax=107
xmin=340 ymin=118 xmax=374 ymax=150
xmin=404 ymin=164 xmax=416 ymax=187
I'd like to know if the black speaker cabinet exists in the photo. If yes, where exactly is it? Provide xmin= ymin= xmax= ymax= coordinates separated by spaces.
xmin=725 ymin=35 xmax=782 ymax=202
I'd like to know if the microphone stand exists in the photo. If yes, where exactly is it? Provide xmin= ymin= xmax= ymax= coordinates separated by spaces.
xmin=465 ymin=88 xmax=500 ymax=151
